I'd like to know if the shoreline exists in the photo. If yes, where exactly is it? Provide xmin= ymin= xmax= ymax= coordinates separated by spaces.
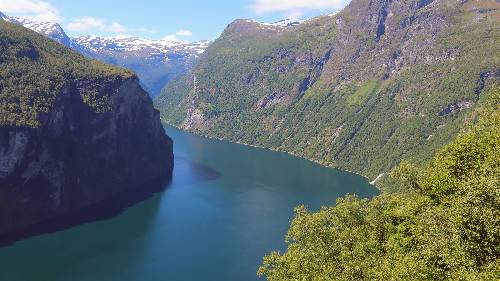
xmin=163 ymin=122 xmax=386 ymax=189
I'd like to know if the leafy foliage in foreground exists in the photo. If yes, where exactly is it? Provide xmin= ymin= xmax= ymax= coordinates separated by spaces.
xmin=0 ymin=20 xmax=133 ymax=128
xmin=258 ymin=90 xmax=500 ymax=280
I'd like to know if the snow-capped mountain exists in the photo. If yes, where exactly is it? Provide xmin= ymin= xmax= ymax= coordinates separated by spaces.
xmin=0 ymin=11 xmax=72 ymax=46
xmin=73 ymin=35 xmax=209 ymax=61
xmin=72 ymin=35 xmax=210 ymax=96
xmin=71 ymin=35 xmax=210 ymax=96
xmin=0 ymin=11 xmax=210 ymax=97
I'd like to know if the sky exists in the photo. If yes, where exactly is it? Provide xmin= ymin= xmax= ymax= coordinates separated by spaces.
xmin=0 ymin=0 xmax=351 ymax=41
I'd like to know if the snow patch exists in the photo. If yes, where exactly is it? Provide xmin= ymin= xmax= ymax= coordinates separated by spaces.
xmin=73 ymin=35 xmax=210 ymax=58
xmin=245 ymin=18 xmax=304 ymax=29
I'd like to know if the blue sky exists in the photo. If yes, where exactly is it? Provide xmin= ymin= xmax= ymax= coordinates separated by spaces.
xmin=0 ymin=0 xmax=350 ymax=41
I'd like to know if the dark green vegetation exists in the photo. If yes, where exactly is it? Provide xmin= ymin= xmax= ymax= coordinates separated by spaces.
xmin=156 ymin=0 xmax=500 ymax=180
xmin=0 ymin=20 xmax=133 ymax=127
xmin=258 ymin=87 xmax=499 ymax=280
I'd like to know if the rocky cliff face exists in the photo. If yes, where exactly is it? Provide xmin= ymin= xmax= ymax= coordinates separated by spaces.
xmin=0 ymin=77 xmax=173 ymax=235
xmin=0 ymin=20 xmax=173 ymax=236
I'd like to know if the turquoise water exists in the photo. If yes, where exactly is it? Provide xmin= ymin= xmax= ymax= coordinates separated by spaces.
xmin=0 ymin=126 xmax=378 ymax=281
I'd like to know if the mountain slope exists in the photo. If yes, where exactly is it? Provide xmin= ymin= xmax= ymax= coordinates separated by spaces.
xmin=155 ymin=0 xmax=500 ymax=180
xmin=0 ymin=20 xmax=173 ymax=236
xmin=259 ymin=87 xmax=500 ymax=279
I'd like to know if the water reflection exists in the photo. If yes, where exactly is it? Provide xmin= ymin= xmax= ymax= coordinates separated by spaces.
xmin=0 ymin=157 xmax=220 ymax=248
xmin=0 ymin=126 xmax=378 ymax=281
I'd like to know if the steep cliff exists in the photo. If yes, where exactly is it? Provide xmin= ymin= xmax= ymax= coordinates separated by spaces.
xmin=156 ymin=0 xmax=500 ymax=179
xmin=0 ymin=20 xmax=173 ymax=235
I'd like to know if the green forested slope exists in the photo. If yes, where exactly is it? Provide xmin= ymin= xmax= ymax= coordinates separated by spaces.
xmin=0 ymin=20 xmax=133 ymax=128
xmin=258 ymin=87 xmax=499 ymax=280
xmin=156 ymin=0 xmax=500 ymax=179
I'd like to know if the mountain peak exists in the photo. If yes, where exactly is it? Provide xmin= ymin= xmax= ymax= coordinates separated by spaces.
xmin=0 ymin=12 xmax=72 ymax=46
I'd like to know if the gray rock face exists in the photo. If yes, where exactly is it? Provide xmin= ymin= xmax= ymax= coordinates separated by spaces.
xmin=439 ymin=99 xmax=474 ymax=116
xmin=0 ymin=77 xmax=173 ymax=235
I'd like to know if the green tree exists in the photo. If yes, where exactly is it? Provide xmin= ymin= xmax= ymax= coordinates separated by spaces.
xmin=259 ymin=90 xmax=500 ymax=280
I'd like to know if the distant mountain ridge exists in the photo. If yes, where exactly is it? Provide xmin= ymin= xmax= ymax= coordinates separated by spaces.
xmin=0 ymin=11 xmax=209 ymax=97
xmin=73 ymin=35 xmax=209 ymax=56
xmin=71 ymin=35 xmax=210 ymax=97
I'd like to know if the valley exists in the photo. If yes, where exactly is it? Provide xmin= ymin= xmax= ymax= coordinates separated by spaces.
xmin=0 ymin=0 xmax=498 ymax=280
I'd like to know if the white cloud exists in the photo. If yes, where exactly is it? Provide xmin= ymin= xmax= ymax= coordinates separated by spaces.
xmin=162 ymin=29 xmax=192 ymax=42
xmin=249 ymin=0 xmax=348 ymax=14
xmin=66 ymin=16 xmax=127 ymax=33
xmin=176 ymin=29 xmax=193 ymax=37
xmin=162 ymin=34 xmax=186 ymax=42
xmin=66 ymin=17 xmax=104 ymax=32
xmin=108 ymin=22 xmax=126 ymax=33
xmin=0 ymin=0 xmax=60 ymax=22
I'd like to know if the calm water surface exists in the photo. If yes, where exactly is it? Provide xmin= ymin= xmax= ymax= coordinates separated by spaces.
xmin=0 ymin=126 xmax=378 ymax=281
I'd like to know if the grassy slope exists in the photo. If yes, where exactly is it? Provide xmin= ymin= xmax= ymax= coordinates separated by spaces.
xmin=0 ymin=20 xmax=133 ymax=128
xmin=156 ymin=0 xmax=500 ymax=180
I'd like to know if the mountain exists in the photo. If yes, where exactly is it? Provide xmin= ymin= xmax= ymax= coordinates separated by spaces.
xmin=0 ymin=11 xmax=209 ymax=97
xmin=155 ymin=0 xmax=500 ymax=180
xmin=0 ymin=19 xmax=173 ymax=236
xmin=73 ymin=35 xmax=210 ymax=97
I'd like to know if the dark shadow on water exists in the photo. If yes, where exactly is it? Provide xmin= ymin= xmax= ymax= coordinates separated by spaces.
xmin=172 ymin=157 xmax=221 ymax=186
xmin=0 ymin=159 xmax=220 ymax=248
